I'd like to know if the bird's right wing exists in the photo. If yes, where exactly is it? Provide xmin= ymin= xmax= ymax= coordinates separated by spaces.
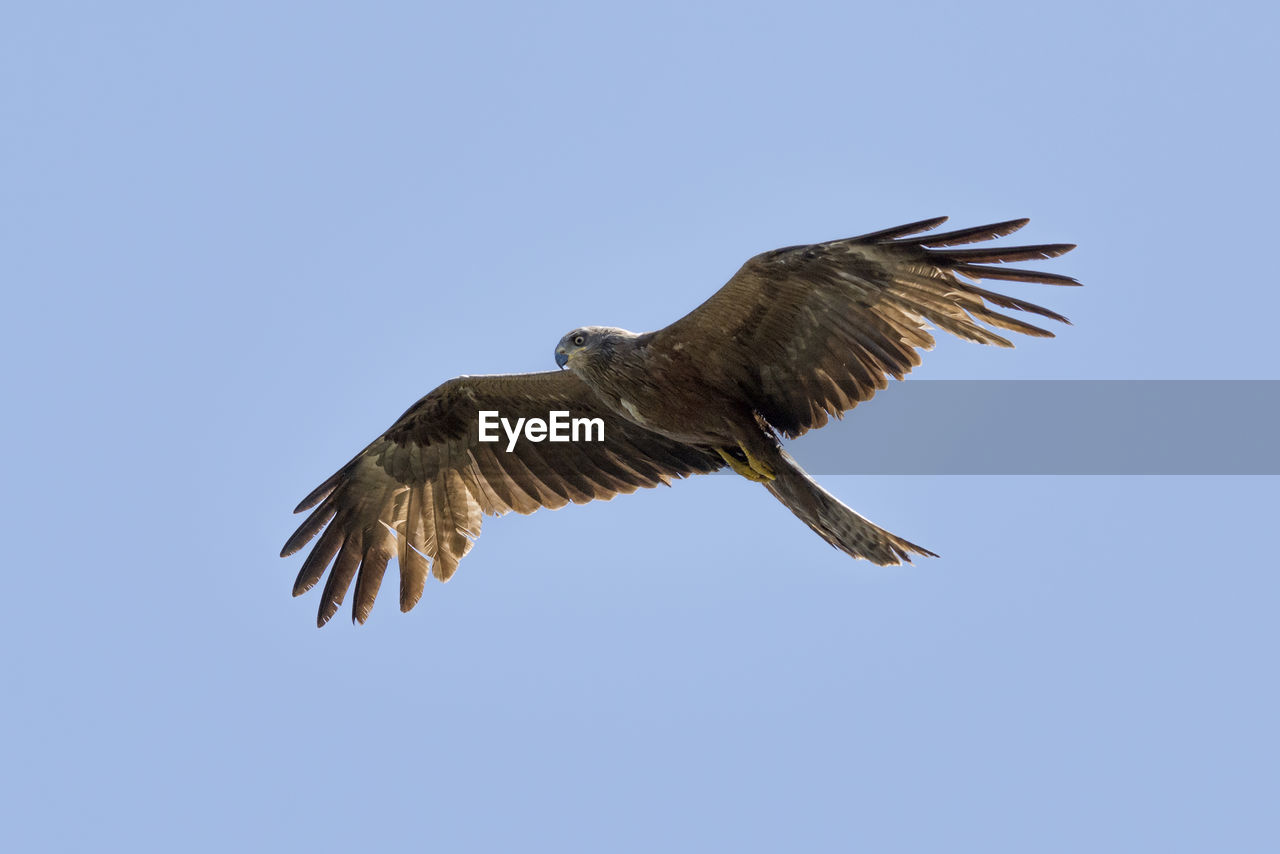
xmin=281 ymin=370 xmax=722 ymax=625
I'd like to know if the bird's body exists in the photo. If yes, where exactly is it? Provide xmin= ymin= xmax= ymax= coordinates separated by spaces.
xmin=283 ymin=216 xmax=1079 ymax=625
xmin=564 ymin=329 xmax=744 ymax=445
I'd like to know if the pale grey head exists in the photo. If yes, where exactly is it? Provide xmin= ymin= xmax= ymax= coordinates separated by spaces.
xmin=553 ymin=326 xmax=637 ymax=371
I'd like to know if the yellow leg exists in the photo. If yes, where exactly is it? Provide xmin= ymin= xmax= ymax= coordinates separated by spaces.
xmin=715 ymin=446 xmax=776 ymax=482
xmin=739 ymin=443 xmax=776 ymax=480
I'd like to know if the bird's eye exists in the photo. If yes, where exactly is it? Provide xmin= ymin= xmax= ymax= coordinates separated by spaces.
xmin=573 ymin=335 xmax=585 ymax=346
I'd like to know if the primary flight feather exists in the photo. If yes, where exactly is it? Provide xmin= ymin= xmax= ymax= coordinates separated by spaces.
xmin=283 ymin=216 xmax=1078 ymax=625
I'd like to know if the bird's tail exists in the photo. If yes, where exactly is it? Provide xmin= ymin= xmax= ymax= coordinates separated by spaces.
xmin=763 ymin=448 xmax=938 ymax=566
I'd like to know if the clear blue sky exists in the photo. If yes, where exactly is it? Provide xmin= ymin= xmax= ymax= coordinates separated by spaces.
xmin=4 ymin=2 xmax=1277 ymax=851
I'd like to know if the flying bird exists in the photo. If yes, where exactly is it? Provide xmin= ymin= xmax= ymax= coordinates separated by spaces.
xmin=283 ymin=216 xmax=1078 ymax=625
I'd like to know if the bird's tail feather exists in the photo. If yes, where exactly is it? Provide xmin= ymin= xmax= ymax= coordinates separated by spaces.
xmin=763 ymin=448 xmax=937 ymax=566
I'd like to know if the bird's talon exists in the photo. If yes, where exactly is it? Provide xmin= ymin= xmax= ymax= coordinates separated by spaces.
xmin=739 ymin=444 xmax=776 ymax=481
xmin=715 ymin=447 xmax=774 ymax=482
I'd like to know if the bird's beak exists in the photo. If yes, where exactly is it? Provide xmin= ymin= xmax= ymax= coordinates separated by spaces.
xmin=555 ymin=350 xmax=569 ymax=369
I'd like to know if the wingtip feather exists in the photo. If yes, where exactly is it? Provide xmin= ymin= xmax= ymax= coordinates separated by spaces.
xmin=852 ymin=216 xmax=950 ymax=243
xmin=916 ymin=218 xmax=1031 ymax=247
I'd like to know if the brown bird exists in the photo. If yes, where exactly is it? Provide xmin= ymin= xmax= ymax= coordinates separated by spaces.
xmin=282 ymin=216 xmax=1078 ymax=625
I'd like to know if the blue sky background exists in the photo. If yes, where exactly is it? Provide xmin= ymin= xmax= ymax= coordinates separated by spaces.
xmin=4 ymin=1 xmax=1277 ymax=851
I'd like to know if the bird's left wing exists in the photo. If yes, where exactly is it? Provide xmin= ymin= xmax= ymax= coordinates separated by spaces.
xmin=649 ymin=217 xmax=1078 ymax=438
xmin=282 ymin=370 xmax=722 ymax=625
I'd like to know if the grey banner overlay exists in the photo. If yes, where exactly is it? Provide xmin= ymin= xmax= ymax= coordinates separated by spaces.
xmin=779 ymin=381 xmax=1279 ymax=474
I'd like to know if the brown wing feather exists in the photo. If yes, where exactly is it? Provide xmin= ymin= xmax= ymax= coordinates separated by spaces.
xmin=651 ymin=216 xmax=1078 ymax=439
xmin=282 ymin=370 xmax=722 ymax=626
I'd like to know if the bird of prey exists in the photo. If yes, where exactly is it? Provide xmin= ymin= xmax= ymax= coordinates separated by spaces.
xmin=283 ymin=216 xmax=1077 ymax=625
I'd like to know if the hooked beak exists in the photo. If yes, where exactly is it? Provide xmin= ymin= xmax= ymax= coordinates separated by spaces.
xmin=555 ymin=349 xmax=569 ymax=369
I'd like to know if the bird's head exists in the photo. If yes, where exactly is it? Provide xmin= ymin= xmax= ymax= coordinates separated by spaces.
xmin=554 ymin=326 xmax=628 ymax=372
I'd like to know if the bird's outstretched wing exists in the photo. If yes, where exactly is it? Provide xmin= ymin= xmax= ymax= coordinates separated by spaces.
xmin=650 ymin=217 xmax=1078 ymax=438
xmin=282 ymin=371 xmax=722 ymax=625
